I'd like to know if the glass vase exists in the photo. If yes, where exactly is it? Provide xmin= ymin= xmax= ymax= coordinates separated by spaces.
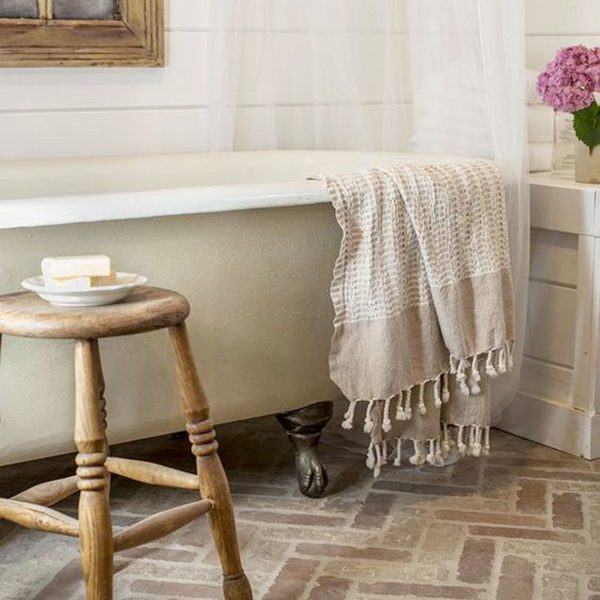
xmin=575 ymin=139 xmax=600 ymax=184
xmin=552 ymin=112 xmax=576 ymax=178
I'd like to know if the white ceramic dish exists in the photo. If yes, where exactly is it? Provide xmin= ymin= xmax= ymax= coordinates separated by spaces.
xmin=21 ymin=273 xmax=148 ymax=307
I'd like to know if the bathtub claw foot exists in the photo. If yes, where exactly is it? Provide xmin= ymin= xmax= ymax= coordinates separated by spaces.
xmin=276 ymin=401 xmax=333 ymax=498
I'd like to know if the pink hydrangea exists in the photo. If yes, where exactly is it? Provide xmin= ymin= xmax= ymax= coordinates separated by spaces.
xmin=537 ymin=45 xmax=600 ymax=112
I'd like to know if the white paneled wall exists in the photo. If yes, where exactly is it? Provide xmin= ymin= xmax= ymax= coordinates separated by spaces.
xmin=1 ymin=0 xmax=597 ymax=160
xmin=1 ymin=0 xmax=211 ymax=160
xmin=525 ymin=0 xmax=600 ymax=70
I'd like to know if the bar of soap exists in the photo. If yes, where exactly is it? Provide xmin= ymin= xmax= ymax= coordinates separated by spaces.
xmin=41 ymin=255 xmax=111 ymax=278
xmin=44 ymin=270 xmax=118 ymax=291
xmin=92 ymin=271 xmax=118 ymax=287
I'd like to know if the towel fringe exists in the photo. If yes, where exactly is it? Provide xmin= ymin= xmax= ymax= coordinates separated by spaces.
xmin=393 ymin=438 xmax=402 ymax=466
xmin=472 ymin=426 xmax=483 ymax=457
xmin=418 ymin=382 xmax=427 ymax=415
xmin=483 ymin=426 xmax=491 ymax=456
xmin=498 ymin=346 xmax=507 ymax=374
xmin=434 ymin=376 xmax=442 ymax=408
xmin=457 ymin=425 xmax=467 ymax=456
xmin=456 ymin=359 xmax=471 ymax=396
xmin=342 ymin=400 xmax=357 ymax=430
xmin=442 ymin=422 xmax=451 ymax=455
xmin=426 ymin=439 xmax=444 ymax=466
xmin=366 ymin=424 xmax=493 ymax=475
xmin=396 ymin=389 xmax=412 ymax=421
xmin=470 ymin=354 xmax=482 ymax=395
xmin=409 ymin=440 xmax=426 ymax=466
xmin=449 ymin=355 xmax=459 ymax=374
xmin=486 ymin=349 xmax=498 ymax=377
xmin=363 ymin=399 xmax=375 ymax=433
xmin=343 ymin=343 xmax=512 ymax=459
xmin=506 ymin=340 xmax=515 ymax=371
xmin=442 ymin=372 xmax=450 ymax=403
xmin=435 ymin=438 xmax=444 ymax=464
xmin=366 ymin=442 xmax=375 ymax=470
xmin=471 ymin=354 xmax=482 ymax=382
xmin=374 ymin=442 xmax=384 ymax=478
xmin=382 ymin=397 xmax=392 ymax=432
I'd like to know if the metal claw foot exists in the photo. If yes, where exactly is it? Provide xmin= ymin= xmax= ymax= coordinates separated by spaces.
xmin=276 ymin=401 xmax=333 ymax=498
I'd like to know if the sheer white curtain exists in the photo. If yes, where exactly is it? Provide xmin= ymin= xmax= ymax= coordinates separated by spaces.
xmin=208 ymin=0 xmax=410 ymax=151
xmin=407 ymin=0 xmax=529 ymax=419
xmin=208 ymin=0 xmax=529 ymax=419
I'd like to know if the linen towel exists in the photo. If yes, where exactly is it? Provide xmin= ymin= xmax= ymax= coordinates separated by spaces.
xmin=314 ymin=160 xmax=515 ymax=476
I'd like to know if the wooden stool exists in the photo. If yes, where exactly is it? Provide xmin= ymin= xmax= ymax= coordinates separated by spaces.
xmin=0 ymin=287 xmax=253 ymax=600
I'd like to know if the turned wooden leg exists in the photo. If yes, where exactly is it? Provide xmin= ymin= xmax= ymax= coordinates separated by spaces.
xmin=169 ymin=323 xmax=253 ymax=600
xmin=277 ymin=401 xmax=333 ymax=498
xmin=91 ymin=340 xmax=110 ymax=502
xmin=75 ymin=339 xmax=113 ymax=600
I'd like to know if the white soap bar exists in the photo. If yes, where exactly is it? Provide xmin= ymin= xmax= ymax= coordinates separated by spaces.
xmin=93 ymin=271 xmax=118 ymax=287
xmin=41 ymin=255 xmax=111 ymax=278
xmin=44 ymin=270 xmax=118 ymax=291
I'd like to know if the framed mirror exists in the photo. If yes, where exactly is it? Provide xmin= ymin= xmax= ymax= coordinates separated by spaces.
xmin=0 ymin=0 xmax=164 ymax=67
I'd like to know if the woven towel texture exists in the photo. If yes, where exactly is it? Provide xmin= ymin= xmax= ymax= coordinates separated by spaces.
xmin=315 ymin=160 xmax=515 ymax=475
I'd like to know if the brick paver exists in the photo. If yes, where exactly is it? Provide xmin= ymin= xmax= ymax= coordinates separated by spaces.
xmin=0 ymin=414 xmax=598 ymax=599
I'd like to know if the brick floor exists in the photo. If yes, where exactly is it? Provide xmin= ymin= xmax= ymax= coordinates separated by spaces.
xmin=0 ymin=412 xmax=598 ymax=599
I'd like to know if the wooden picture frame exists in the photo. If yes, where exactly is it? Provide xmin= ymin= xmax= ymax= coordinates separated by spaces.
xmin=0 ymin=0 xmax=164 ymax=67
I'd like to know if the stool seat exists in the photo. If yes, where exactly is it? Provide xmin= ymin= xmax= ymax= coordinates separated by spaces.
xmin=0 ymin=286 xmax=190 ymax=339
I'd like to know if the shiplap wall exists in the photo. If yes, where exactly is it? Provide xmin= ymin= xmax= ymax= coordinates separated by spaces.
xmin=0 ymin=0 xmax=596 ymax=161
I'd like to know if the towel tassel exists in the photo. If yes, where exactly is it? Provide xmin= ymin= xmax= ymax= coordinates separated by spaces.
xmin=395 ymin=393 xmax=404 ymax=421
xmin=396 ymin=389 xmax=412 ymax=421
xmin=468 ymin=425 xmax=477 ymax=456
xmin=435 ymin=438 xmax=444 ymax=464
xmin=498 ymin=346 xmax=507 ymax=374
xmin=342 ymin=400 xmax=357 ymax=430
xmin=483 ymin=426 xmax=491 ymax=455
xmin=363 ymin=399 xmax=375 ymax=434
xmin=382 ymin=397 xmax=392 ymax=432
xmin=366 ymin=442 xmax=375 ymax=470
xmin=486 ymin=349 xmax=498 ymax=377
xmin=404 ymin=390 xmax=413 ymax=420
xmin=441 ymin=422 xmax=451 ymax=455
xmin=434 ymin=376 xmax=442 ymax=408
xmin=457 ymin=425 xmax=467 ymax=456
xmin=449 ymin=355 xmax=459 ymax=374
xmin=470 ymin=354 xmax=482 ymax=395
xmin=471 ymin=426 xmax=483 ymax=457
xmin=418 ymin=383 xmax=427 ymax=415
xmin=426 ymin=439 xmax=436 ymax=465
xmin=506 ymin=340 xmax=515 ymax=371
xmin=393 ymin=439 xmax=402 ymax=467
xmin=442 ymin=373 xmax=450 ymax=403
xmin=457 ymin=360 xmax=471 ymax=396
xmin=374 ymin=443 xmax=383 ymax=478
xmin=409 ymin=440 xmax=425 ymax=466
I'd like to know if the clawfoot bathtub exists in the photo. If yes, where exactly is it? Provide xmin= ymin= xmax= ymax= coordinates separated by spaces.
xmin=0 ymin=150 xmax=462 ymax=496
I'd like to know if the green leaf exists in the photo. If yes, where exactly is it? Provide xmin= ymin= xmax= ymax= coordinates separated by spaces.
xmin=573 ymin=101 xmax=600 ymax=152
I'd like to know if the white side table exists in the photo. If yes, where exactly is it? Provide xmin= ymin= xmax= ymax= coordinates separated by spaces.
xmin=497 ymin=173 xmax=600 ymax=459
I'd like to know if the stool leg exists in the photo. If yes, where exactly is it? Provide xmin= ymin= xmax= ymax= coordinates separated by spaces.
xmin=91 ymin=341 xmax=110 ymax=502
xmin=75 ymin=339 xmax=113 ymax=600
xmin=169 ymin=323 xmax=253 ymax=600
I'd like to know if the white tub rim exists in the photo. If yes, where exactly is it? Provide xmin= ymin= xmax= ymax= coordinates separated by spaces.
xmin=0 ymin=150 xmax=480 ymax=230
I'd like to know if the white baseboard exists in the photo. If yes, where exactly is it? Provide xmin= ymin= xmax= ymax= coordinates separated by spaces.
xmin=497 ymin=392 xmax=600 ymax=460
